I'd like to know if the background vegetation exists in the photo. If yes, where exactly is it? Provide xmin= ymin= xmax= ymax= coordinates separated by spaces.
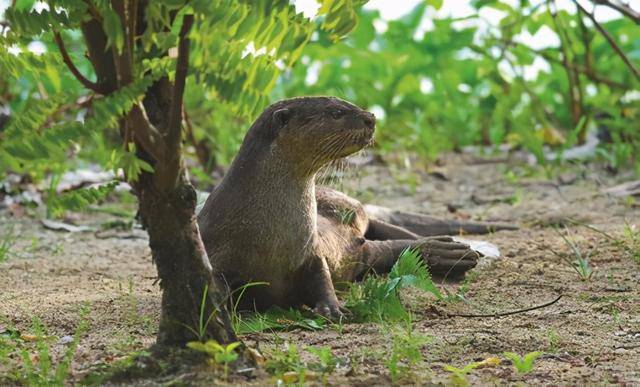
xmin=2 ymin=0 xmax=639 ymax=189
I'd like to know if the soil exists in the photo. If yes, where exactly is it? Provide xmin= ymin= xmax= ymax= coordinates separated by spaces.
xmin=1 ymin=152 xmax=639 ymax=385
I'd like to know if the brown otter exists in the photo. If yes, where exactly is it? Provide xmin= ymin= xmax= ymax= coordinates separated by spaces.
xmin=198 ymin=96 xmax=515 ymax=318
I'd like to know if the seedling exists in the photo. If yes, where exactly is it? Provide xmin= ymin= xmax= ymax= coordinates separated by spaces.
xmin=0 ymin=224 xmax=16 ymax=262
xmin=503 ymin=351 xmax=542 ymax=374
xmin=385 ymin=320 xmax=430 ymax=383
xmin=550 ymin=227 xmax=594 ymax=281
xmin=337 ymin=208 xmax=356 ymax=225
xmin=187 ymin=340 xmax=241 ymax=380
xmin=443 ymin=357 xmax=500 ymax=386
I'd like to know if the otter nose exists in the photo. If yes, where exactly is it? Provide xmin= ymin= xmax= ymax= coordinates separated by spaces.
xmin=362 ymin=112 xmax=375 ymax=129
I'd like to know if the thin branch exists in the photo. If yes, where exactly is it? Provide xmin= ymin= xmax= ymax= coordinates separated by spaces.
xmin=494 ymin=40 xmax=628 ymax=89
xmin=550 ymin=1 xmax=582 ymax=125
xmin=166 ymin=14 xmax=194 ymax=152
xmin=53 ymin=32 xmax=107 ymax=94
xmin=447 ymin=294 xmax=563 ymax=318
xmin=591 ymin=0 xmax=640 ymax=24
xmin=574 ymin=0 xmax=640 ymax=81
xmin=129 ymin=103 xmax=166 ymax=161
xmin=183 ymin=105 xmax=214 ymax=171
xmin=111 ymin=0 xmax=133 ymax=86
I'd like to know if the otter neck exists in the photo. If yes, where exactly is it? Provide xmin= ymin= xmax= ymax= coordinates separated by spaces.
xmin=221 ymin=144 xmax=321 ymax=252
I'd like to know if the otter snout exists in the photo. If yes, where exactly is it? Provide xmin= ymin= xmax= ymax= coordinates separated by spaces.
xmin=361 ymin=111 xmax=375 ymax=130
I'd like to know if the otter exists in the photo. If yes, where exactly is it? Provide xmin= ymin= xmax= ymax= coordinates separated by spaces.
xmin=198 ymin=97 xmax=515 ymax=318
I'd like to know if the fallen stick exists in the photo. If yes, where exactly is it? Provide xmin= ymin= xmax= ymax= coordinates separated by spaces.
xmin=447 ymin=294 xmax=563 ymax=318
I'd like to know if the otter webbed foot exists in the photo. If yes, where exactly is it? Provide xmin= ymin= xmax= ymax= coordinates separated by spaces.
xmin=415 ymin=236 xmax=479 ymax=277
xmin=312 ymin=300 xmax=347 ymax=320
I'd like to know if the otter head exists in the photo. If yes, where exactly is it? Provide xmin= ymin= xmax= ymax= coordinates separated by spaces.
xmin=248 ymin=96 xmax=375 ymax=174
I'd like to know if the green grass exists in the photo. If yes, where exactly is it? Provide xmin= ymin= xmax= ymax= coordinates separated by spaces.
xmin=0 ymin=306 xmax=89 ymax=386
xmin=0 ymin=224 xmax=16 ymax=262
xmin=550 ymin=227 xmax=594 ymax=281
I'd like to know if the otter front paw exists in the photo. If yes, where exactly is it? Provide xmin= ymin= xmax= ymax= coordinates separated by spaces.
xmin=416 ymin=236 xmax=479 ymax=277
xmin=312 ymin=300 xmax=347 ymax=321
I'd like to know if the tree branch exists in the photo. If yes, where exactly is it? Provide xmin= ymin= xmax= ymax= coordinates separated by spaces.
xmin=53 ymin=32 xmax=107 ymax=94
xmin=550 ymin=1 xmax=582 ymax=125
xmin=166 ymin=14 xmax=194 ymax=153
xmin=591 ymin=0 xmax=640 ymax=24
xmin=159 ymin=14 xmax=194 ymax=190
xmin=129 ymin=103 xmax=166 ymax=162
xmin=574 ymin=0 xmax=640 ymax=81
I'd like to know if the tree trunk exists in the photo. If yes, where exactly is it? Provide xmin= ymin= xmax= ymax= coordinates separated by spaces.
xmin=138 ymin=181 xmax=237 ymax=346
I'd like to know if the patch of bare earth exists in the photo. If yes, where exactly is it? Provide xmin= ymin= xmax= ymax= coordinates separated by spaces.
xmin=1 ymin=153 xmax=638 ymax=385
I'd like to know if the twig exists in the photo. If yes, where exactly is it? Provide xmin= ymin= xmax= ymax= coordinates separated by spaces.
xmin=162 ymin=14 xmax=194 ymax=189
xmin=53 ymin=32 xmax=106 ymax=94
xmin=591 ymin=0 xmax=640 ymax=24
xmin=447 ymin=294 xmax=563 ymax=318
xmin=183 ymin=105 xmax=214 ymax=171
xmin=550 ymin=1 xmax=582 ymax=125
xmin=574 ymin=0 xmax=640 ymax=81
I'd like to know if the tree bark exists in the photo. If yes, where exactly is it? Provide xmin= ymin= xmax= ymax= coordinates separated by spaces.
xmin=138 ymin=180 xmax=236 ymax=346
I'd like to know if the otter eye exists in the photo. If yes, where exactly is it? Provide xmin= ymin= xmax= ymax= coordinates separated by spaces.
xmin=331 ymin=110 xmax=345 ymax=119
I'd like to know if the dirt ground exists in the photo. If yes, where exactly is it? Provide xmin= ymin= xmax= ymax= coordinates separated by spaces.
xmin=1 ymin=152 xmax=639 ymax=385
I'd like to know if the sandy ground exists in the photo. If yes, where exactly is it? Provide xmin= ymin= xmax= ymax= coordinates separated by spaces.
xmin=1 ymin=152 xmax=639 ymax=385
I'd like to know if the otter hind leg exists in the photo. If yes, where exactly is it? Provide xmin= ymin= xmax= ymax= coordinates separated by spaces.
xmin=357 ymin=237 xmax=478 ymax=280
xmin=363 ymin=204 xmax=517 ymax=236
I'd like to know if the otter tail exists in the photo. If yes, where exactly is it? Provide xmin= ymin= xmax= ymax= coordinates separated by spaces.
xmin=363 ymin=204 xmax=518 ymax=236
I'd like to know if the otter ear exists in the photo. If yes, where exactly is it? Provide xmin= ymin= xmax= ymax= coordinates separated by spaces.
xmin=273 ymin=108 xmax=291 ymax=127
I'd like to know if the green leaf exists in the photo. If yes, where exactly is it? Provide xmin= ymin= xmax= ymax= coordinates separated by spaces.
xmin=426 ymin=0 xmax=443 ymax=10
xmin=102 ymin=8 xmax=125 ymax=54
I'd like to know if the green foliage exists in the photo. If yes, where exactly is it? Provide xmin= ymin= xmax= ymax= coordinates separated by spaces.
xmin=0 ymin=0 xmax=365 ymax=190
xmin=186 ymin=340 xmax=241 ymax=380
xmin=235 ymin=307 xmax=327 ymax=334
xmin=346 ymin=247 xmax=441 ymax=322
xmin=46 ymin=181 xmax=118 ymax=218
xmin=273 ymin=2 xmax=639 ymax=169
xmin=265 ymin=343 xmax=340 ymax=384
xmin=441 ymin=356 xmax=501 ymax=384
xmin=389 ymin=247 xmax=442 ymax=298
xmin=385 ymin=322 xmax=430 ymax=383
xmin=503 ymin=351 xmax=543 ymax=374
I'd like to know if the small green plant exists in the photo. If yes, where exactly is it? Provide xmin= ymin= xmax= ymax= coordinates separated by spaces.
xmin=264 ymin=344 xmax=341 ymax=385
xmin=621 ymin=222 xmax=640 ymax=264
xmin=443 ymin=361 xmax=481 ymax=386
xmin=187 ymin=340 xmax=241 ymax=380
xmin=337 ymin=208 xmax=356 ymax=225
xmin=182 ymin=284 xmax=220 ymax=342
xmin=385 ymin=320 xmax=430 ymax=383
xmin=2 ymin=307 xmax=90 ymax=385
xmin=307 ymin=346 xmax=340 ymax=383
xmin=503 ymin=351 xmax=543 ymax=374
xmin=346 ymin=247 xmax=442 ymax=322
xmin=0 ymin=224 xmax=16 ymax=262
xmin=545 ymin=330 xmax=560 ymax=353
xmin=443 ymin=357 xmax=500 ymax=386
xmin=265 ymin=343 xmax=308 ymax=384
xmin=550 ymin=228 xmax=594 ymax=281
